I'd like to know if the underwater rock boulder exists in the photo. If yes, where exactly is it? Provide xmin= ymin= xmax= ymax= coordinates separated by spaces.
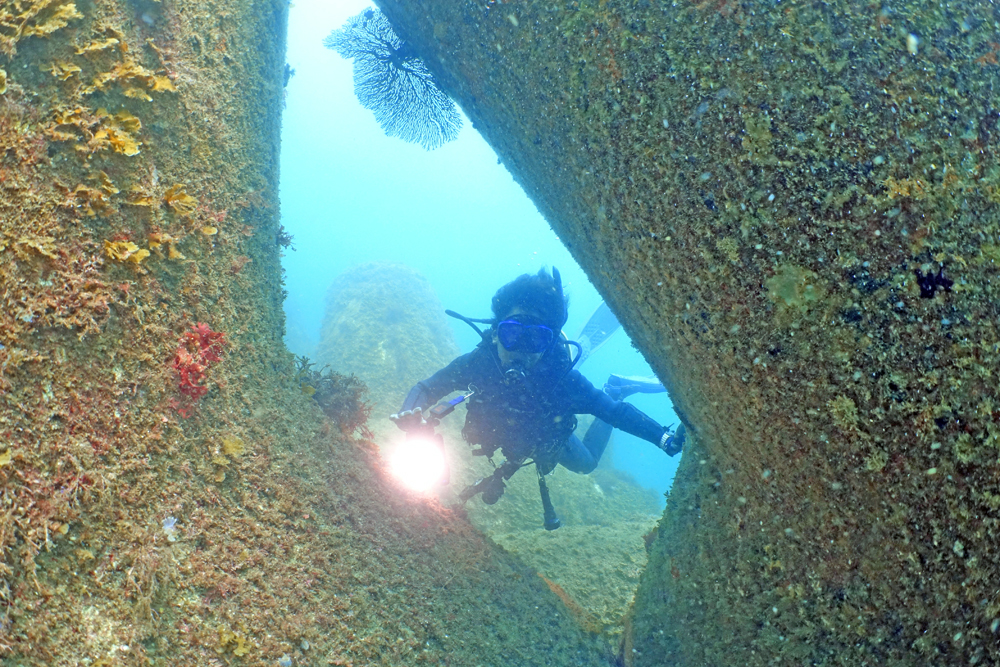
xmin=315 ymin=261 xmax=459 ymax=436
xmin=378 ymin=1 xmax=1000 ymax=664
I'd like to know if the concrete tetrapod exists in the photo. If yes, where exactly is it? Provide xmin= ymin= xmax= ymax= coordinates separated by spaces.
xmin=377 ymin=1 xmax=1000 ymax=664
xmin=0 ymin=1 xmax=609 ymax=663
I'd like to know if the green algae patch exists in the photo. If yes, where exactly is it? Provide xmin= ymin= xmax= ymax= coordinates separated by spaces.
xmin=742 ymin=111 xmax=775 ymax=165
xmin=827 ymin=395 xmax=859 ymax=433
xmin=765 ymin=263 xmax=825 ymax=312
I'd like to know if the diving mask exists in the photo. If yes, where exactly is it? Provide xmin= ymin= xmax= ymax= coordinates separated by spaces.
xmin=497 ymin=320 xmax=555 ymax=353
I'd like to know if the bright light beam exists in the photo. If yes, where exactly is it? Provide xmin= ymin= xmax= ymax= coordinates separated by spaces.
xmin=389 ymin=436 xmax=448 ymax=492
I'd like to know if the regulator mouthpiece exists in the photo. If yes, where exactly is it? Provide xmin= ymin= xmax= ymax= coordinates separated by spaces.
xmin=504 ymin=367 xmax=527 ymax=384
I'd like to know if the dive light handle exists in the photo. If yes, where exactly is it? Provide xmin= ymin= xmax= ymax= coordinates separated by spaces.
xmin=428 ymin=387 xmax=476 ymax=422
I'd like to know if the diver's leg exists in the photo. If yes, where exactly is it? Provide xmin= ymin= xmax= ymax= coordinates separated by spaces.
xmin=582 ymin=418 xmax=613 ymax=462
xmin=557 ymin=434 xmax=599 ymax=474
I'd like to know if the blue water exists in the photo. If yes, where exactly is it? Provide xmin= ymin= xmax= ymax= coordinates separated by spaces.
xmin=279 ymin=0 xmax=678 ymax=503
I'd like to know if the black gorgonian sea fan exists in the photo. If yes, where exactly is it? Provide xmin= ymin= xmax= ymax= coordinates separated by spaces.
xmin=324 ymin=8 xmax=462 ymax=150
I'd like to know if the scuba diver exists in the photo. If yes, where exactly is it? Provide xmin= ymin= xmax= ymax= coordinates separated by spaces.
xmin=390 ymin=267 xmax=685 ymax=529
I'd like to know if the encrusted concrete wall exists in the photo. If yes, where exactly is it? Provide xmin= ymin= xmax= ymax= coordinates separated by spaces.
xmin=0 ymin=1 xmax=610 ymax=664
xmin=379 ymin=0 xmax=1000 ymax=664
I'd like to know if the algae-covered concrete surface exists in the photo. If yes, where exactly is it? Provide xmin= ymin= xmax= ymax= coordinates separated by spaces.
xmin=378 ymin=0 xmax=1000 ymax=664
xmin=0 ymin=1 xmax=610 ymax=664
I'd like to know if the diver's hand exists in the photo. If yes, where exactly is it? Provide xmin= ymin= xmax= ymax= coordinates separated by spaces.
xmin=659 ymin=423 xmax=685 ymax=457
xmin=390 ymin=407 xmax=430 ymax=433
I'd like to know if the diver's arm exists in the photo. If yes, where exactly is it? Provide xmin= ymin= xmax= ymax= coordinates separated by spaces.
xmin=400 ymin=382 xmax=437 ymax=412
xmin=568 ymin=371 xmax=681 ymax=454
xmin=598 ymin=395 xmax=666 ymax=444
xmin=399 ymin=352 xmax=476 ymax=412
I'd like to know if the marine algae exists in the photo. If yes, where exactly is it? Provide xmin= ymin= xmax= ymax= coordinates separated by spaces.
xmin=0 ymin=0 xmax=83 ymax=56
xmin=217 ymin=626 xmax=252 ymax=657
xmin=221 ymin=435 xmax=245 ymax=457
xmin=164 ymin=183 xmax=197 ymax=215
xmin=103 ymin=239 xmax=149 ymax=263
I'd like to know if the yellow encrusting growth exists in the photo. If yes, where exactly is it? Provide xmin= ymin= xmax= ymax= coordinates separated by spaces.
xmin=164 ymin=183 xmax=198 ymax=215
xmin=75 ymin=37 xmax=119 ymax=54
xmin=48 ymin=59 xmax=81 ymax=79
xmin=222 ymin=435 xmax=245 ymax=457
xmin=217 ymin=627 xmax=253 ymax=657
xmin=0 ymin=0 xmax=83 ymax=56
xmin=103 ymin=239 xmax=149 ymax=263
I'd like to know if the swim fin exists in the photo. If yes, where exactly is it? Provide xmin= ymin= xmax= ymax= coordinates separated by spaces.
xmin=573 ymin=302 xmax=621 ymax=368
xmin=603 ymin=373 xmax=666 ymax=400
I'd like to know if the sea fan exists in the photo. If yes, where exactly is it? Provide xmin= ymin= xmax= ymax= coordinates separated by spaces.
xmin=324 ymin=8 xmax=462 ymax=150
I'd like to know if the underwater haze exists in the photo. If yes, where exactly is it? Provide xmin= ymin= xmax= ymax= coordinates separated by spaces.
xmin=279 ymin=0 xmax=680 ymax=500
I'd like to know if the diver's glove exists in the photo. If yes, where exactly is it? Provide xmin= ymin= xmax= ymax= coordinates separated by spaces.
xmin=389 ymin=407 xmax=435 ymax=435
xmin=658 ymin=423 xmax=685 ymax=456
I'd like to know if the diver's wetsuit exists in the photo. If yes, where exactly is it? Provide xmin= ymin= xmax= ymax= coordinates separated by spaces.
xmin=400 ymin=341 xmax=667 ymax=474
